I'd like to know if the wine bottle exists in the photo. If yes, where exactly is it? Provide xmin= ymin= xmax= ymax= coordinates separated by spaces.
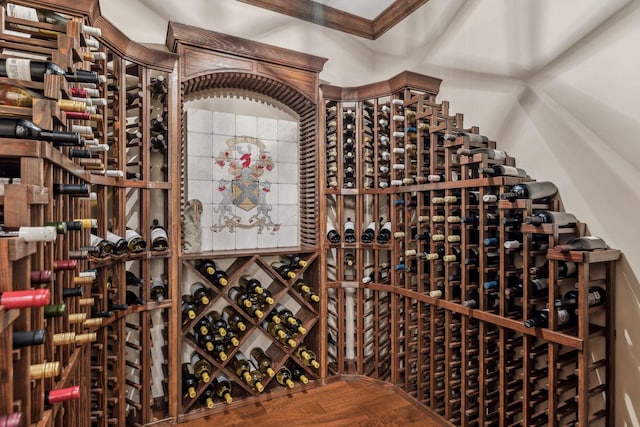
xmin=0 ymin=412 xmax=24 ymax=427
xmin=150 ymin=219 xmax=169 ymax=251
xmin=344 ymin=217 xmax=356 ymax=243
xmin=264 ymin=320 xmax=297 ymax=347
xmin=0 ymin=116 xmax=84 ymax=147
xmin=0 ymin=58 xmax=103 ymax=83
xmin=5 ymin=4 xmax=102 ymax=36
xmin=207 ymin=269 xmax=229 ymax=287
xmin=0 ymin=225 xmax=57 ymax=242
xmin=125 ymin=290 xmax=145 ymax=306
xmin=30 ymin=269 xmax=52 ymax=284
xmin=276 ymin=366 xmax=295 ymax=389
xmin=287 ymin=362 xmax=309 ymax=384
xmin=271 ymin=261 xmax=296 ymax=280
xmin=30 ymin=361 xmax=60 ymax=379
xmin=239 ymin=275 xmax=264 ymax=294
xmin=213 ymin=375 xmax=233 ymax=404
xmin=181 ymin=363 xmax=199 ymax=399
xmin=478 ymin=165 xmax=529 ymax=178
xmin=558 ymin=286 xmax=606 ymax=309
xmin=13 ymin=329 xmax=46 ymax=348
xmin=125 ymin=228 xmax=146 ymax=253
xmin=105 ymin=231 xmax=127 ymax=255
xmin=89 ymin=233 xmax=113 ymax=258
xmin=206 ymin=311 xmax=229 ymax=337
xmin=444 ymin=131 xmax=489 ymax=144
xmin=292 ymin=279 xmax=320 ymax=303
xmin=45 ymin=386 xmax=80 ymax=406
xmin=250 ymin=347 xmax=276 ymax=378
xmin=181 ymin=297 xmax=197 ymax=324
xmin=326 ymin=222 xmax=341 ymax=243
xmin=190 ymin=282 xmax=212 ymax=307
xmin=524 ymin=211 xmax=578 ymax=227
xmin=222 ymin=306 xmax=247 ymax=332
xmin=377 ymin=220 xmax=392 ymax=244
xmin=294 ymin=345 xmax=320 ymax=369
xmin=275 ymin=305 xmax=306 ymax=334
xmin=232 ymin=352 xmax=254 ymax=385
xmin=553 ymin=236 xmax=607 ymax=252
xmin=150 ymin=280 xmax=167 ymax=302
xmin=197 ymin=259 xmax=217 ymax=277
xmin=281 ymin=253 xmax=308 ymax=269
xmin=0 ymin=288 xmax=50 ymax=309
xmin=228 ymin=286 xmax=252 ymax=309
xmin=199 ymin=385 xmax=215 ymax=409
xmin=191 ymin=351 xmax=212 ymax=383
xmin=524 ymin=308 xmax=575 ymax=328
xmin=43 ymin=303 xmax=66 ymax=318
xmin=456 ymin=147 xmax=506 ymax=160
xmin=500 ymin=181 xmax=558 ymax=201
xmin=361 ymin=221 xmax=376 ymax=243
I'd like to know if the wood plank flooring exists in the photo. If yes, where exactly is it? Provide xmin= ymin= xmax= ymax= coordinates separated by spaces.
xmin=180 ymin=378 xmax=445 ymax=427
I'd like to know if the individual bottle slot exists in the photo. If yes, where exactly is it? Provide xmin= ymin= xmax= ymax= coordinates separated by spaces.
xmin=125 ymin=228 xmax=146 ymax=253
xmin=181 ymin=363 xmax=199 ymax=399
xmin=294 ymin=345 xmax=320 ymax=369
xmin=150 ymin=219 xmax=169 ymax=251
xmin=276 ymin=366 xmax=295 ymax=389
xmin=553 ymin=236 xmax=607 ymax=252
xmin=478 ymin=165 xmax=529 ymax=178
xmin=250 ymin=347 xmax=276 ymax=378
xmin=213 ymin=375 xmax=233 ymax=404
xmin=524 ymin=211 xmax=578 ymax=227
xmin=0 ymin=288 xmax=50 ymax=309
xmin=500 ymin=181 xmax=558 ymax=201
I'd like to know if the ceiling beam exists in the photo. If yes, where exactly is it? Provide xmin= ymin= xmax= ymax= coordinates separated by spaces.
xmin=237 ymin=0 xmax=429 ymax=40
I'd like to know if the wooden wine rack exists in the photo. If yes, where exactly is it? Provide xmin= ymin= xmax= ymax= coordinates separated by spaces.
xmin=320 ymin=75 xmax=619 ymax=427
xmin=0 ymin=2 xmax=621 ymax=427
xmin=0 ymin=0 xmax=179 ymax=425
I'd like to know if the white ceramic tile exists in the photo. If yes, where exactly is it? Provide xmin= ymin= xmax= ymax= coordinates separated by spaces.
xmin=257 ymin=229 xmax=279 ymax=248
xmin=277 ymin=120 xmax=298 ymax=142
xmin=200 ymin=227 xmax=214 ymax=252
xmin=278 ymin=205 xmax=299 ymax=226
xmin=187 ymin=156 xmax=214 ymax=182
xmin=212 ymin=134 xmax=232 ymax=157
xmin=278 ymin=183 xmax=299 ymax=205
xmin=187 ymin=132 xmax=214 ymax=157
xmin=200 ymin=203 xmax=214 ymax=228
xmin=212 ymin=111 xmax=236 ymax=136
xmin=258 ymin=117 xmax=278 ymax=140
xmin=277 ymin=161 xmax=298 ymax=184
xmin=187 ymin=179 xmax=213 ymax=205
xmin=278 ymin=141 xmax=299 ymax=164
xmin=212 ymin=226 xmax=236 ymax=250
xmin=187 ymin=108 xmax=212 ymax=133
xmin=277 ymin=225 xmax=298 ymax=247
xmin=236 ymin=115 xmax=257 ymax=138
xmin=235 ymin=228 xmax=258 ymax=249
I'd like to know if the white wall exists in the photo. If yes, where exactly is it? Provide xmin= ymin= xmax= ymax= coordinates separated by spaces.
xmin=101 ymin=0 xmax=640 ymax=423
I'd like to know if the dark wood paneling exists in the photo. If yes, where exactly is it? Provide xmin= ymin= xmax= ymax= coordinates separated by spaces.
xmin=168 ymin=21 xmax=327 ymax=73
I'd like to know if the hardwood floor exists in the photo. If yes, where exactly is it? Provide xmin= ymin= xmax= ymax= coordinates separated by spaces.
xmin=179 ymin=378 xmax=445 ymax=427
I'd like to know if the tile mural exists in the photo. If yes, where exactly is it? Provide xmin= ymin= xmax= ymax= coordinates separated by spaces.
xmin=186 ymin=108 xmax=299 ymax=251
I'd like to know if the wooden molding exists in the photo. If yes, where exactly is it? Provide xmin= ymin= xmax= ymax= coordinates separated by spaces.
xmin=237 ymin=0 xmax=429 ymax=40
xmin=320 ymin=70 xmax=441 ymax=101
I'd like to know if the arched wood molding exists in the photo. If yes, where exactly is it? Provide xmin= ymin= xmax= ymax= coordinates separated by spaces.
xmin=167 ymin=22 xmax=327 ymax=247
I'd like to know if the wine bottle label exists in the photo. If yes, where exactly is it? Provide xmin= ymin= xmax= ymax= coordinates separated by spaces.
xmin=150 ymin=227 xmax=168 ymax=241
xmin=5 ymin=58 xmax=33 ymax=81
xmin=6 ymin=4 xmax=39 ymax=22
xmin=588 ymin=290 xmax=603 ymax=307
xmin=558 ymin=309 xmax=571 ymax=325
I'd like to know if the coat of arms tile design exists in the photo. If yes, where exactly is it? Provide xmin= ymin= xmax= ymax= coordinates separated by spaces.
xmin=186 ymin=108 xmax=299 ymax=250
